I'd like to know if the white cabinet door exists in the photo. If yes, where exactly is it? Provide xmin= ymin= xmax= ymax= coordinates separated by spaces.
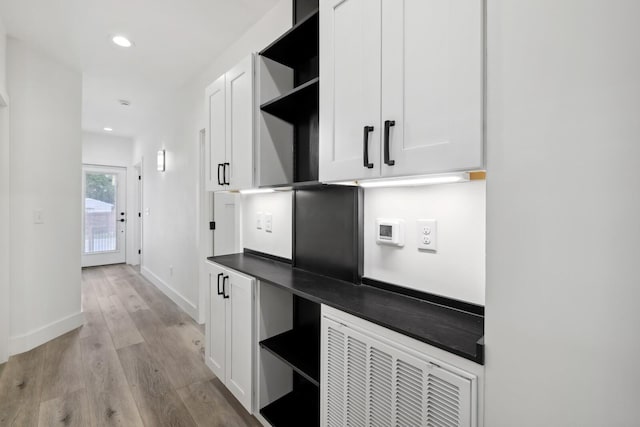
xmin=225 ymin=55 xmax=254 ymax=191
xmin=224 ymin=270 xmax=255 ymax=412
xmin=206 ymin=74 xmax=226 ymax=191
xmin=380 ymin=0 xmax=484 ymax=177
xmin=206 ymin=263 xmax=226 ymax=379
xmin=319 ymin=0 xmax=382 ymax=182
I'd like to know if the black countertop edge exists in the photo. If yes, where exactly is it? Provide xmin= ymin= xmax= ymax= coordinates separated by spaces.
xmin=208 ymin=253 xmax=485 ymax=365
xmin=362 ymin=277 xmax=485 ymax=317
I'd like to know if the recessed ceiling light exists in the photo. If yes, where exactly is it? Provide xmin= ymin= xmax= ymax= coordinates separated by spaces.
xmin=104 ymin=127 xmax=113 ymax=132
xmin=112 ymin=35 xmax=133 ymax=48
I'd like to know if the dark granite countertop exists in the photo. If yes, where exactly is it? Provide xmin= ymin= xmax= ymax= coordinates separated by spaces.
xmin=208 ymin=253 xmax=484 ymax=364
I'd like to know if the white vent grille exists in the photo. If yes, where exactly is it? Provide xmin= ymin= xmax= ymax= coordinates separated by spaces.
xmin=322 ymin=317 xmax=475 ymax=427
xmin=346 ymin=337 xmax=367 ymax=426
xmin=326 ymin=326 xmax=345 ymax=427
xmin=369 ymin=348 xmax=393 ymax=427
xmin=396 ymin=359 xmax=425 ymax=426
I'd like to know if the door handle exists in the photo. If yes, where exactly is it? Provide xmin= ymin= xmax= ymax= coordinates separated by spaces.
xmin=217 ymin=273 xmax=224 ymax=295
xmin=384 ymin=120 xmax=396 ymax=166
xmin=217 ymin=164 xmax=223 ymax=186
xmin=223 ymin=163 xmax=230 ymax=186
xmin=119 ymin=219 xmax=125 ymax=223
xmin=363 ymin=126 xmax=374 ymax=169
xmin=222 ymin=275 xmax=230 ymax=299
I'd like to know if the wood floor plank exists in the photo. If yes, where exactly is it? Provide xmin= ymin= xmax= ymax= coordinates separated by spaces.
xmin=117 ymin=342 xmax=197 ymax=427
xmin=168 ymin=320 xmax=206 ymax=361
xmin=41 ymin=329 xmax=85 ymax=402
xmin=0 ymin=344 xmax=46 ymax=426
xmin=130 ymin=310 xmax=214 ymax=389
xmin=177 ymin=378 xmax=260 ymax=427
xmin=80 ymin=332 xmax=144 ymax=427
xmin=108 ymin=277 xmax=150 ymax=313
xmin=38 ymin=388 xmax=92 ymax=427
xmin=127 ymin=274 xmax=190 ymax=326
xmin=79 ymin=277 xmax=109 ymax=340
xmin=97 ymin=295 xmax=144 ymax=349
xmin=83 ymin=268 xmax=116 ymax=299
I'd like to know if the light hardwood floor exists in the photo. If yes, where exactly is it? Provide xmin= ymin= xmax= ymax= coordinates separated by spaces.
xmin=0 ymin=264 xmax=260 ymax=427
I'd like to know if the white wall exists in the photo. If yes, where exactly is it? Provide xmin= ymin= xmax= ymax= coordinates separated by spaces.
xmin=485 ymin=1 xmax=640 ymax=425
xmin=0 ymin=15 xmax=9 ymax=364
xmin=82 ymin=131 xmax=139 ymax=265
xmin=364 ymin=181 xmax=485 ymax=305
xmin=242 ymin=191 xmax=293 ymax=260
xmin=132 ymin=0 xmax=292 ymax=321
xmin=7 ymin=37 xmax=84 ymax=355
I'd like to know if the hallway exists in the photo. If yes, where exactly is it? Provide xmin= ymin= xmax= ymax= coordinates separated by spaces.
xmin=0 ymin=264 xmax=259 ymax=427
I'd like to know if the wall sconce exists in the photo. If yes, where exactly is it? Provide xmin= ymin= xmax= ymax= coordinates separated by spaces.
xmin=157 ymin=149 xmax=165 ymax=172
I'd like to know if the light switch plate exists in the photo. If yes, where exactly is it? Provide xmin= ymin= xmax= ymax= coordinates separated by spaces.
xmin=417 ymin=219 xmax=437 ymax=251
xmin=265 ymin=213 xmax=273 ymax=233
xmin=256 ymin=212 xmax=263 ymax=230
xmin=33 ymin=209 xmax=44 ymax=224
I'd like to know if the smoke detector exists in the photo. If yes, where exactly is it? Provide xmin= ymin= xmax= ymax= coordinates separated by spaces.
xmin=118 ymin=99 xmax=131 ymax=106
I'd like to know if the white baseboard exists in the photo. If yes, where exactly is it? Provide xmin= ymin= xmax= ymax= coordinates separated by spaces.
xmin=9 ymin=311 xmax=85 ymax=356
xmin=140 ymin=266 xmax=198 ymax=321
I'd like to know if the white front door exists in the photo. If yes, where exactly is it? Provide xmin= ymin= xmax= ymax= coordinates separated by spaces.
xmin=82 ymin=165 xmax=127 ymax=267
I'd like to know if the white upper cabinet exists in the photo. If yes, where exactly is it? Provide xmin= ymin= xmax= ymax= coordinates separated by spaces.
xmin=319 ymin=0 xmax=382 ymax=181
xmin=205 ymin=54 xmax=255 ymax=191
xmin=320 ymin=0 xmax=484 ymax=183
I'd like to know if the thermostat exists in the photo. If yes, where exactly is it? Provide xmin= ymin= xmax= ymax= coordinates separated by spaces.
xmin=375 ymin=219 xmax=404 ymax=247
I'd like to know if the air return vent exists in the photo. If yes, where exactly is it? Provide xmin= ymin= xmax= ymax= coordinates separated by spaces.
xmin=322 ymin=317 xmax=476 ymax=427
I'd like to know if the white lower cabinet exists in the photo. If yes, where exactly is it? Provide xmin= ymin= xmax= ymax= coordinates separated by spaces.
xmin=205 ymin=261 xmax=255 ymax=412
xmin=321 ymin=305 xmax=483 ymax=427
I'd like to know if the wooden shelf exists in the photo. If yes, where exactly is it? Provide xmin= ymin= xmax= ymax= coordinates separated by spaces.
xmin=260 ymin=328 xmax=320 ymax=387
xmin=260 ymin=383 xmax=320 ymax=427
xmin=260 ymin=9 xmax=319 ymax=68
xmin=260 ymin=78 xmax=319 ymax=124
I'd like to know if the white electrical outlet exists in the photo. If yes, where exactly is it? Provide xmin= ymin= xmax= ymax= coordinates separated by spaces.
xmin=417 ymin=219 xmax=437 ymax=251
xmin=265 ymin=213 xmax=273 ymax=233
xmin=256 ymin=212 xmax=263 ymax=229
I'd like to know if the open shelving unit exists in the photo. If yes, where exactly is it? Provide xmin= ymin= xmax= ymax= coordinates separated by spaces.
xmin=260 ymin=327 xmax=320 ymax=386
xmin=258 ymin=282 xmax=321 ymax=427
xmin=257 ymin=0 xmax=319 ymax=188
xmin=261 ymin=380 xmax=320 ymax=427
xmin=260 ymin=77 xmax=319 ymax=123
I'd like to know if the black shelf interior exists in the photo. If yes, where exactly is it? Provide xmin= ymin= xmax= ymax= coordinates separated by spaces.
xmin=258 ymin=0 xmax=319 ymax=190
xmin=260 ymin=327 xmax=320 ymax=386
xmin=260 ymin=9 xmax=319 ymax=70
xmin=260 ymin=379 xmax=320 ymax=427
xmin=260 ymin=78 xmax=319 ymax=124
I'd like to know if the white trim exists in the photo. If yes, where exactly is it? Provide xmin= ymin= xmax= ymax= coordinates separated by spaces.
xmin=8 ymin=311 xmax=85 ymax=356
xmin=140 ymin=266 xmax=198 ymax=321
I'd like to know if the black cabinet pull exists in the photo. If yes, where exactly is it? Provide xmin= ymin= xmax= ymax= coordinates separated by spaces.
xmin=384 ymin=120 xmax=396 ymax=166
xmin=216 ymin=273 xmax=224 ymax=296
xmin=223 ymin=162 xmax=230 ymax=185
xmin=222 ymin=276 xmax=230 ymax=299
xmin=217 ymin=163 xmax=223 ymax=185
xmin=363 ymin=126 xmax=374 ymax=168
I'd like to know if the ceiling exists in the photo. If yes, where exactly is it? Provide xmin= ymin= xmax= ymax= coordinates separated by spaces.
xmin=0 ymin=0 xmax=279 ymax=138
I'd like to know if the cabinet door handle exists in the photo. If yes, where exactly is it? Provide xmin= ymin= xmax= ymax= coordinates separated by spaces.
xmin=384 ymin=120 xmax=396 ymax=166
xmin=363 ymin=126 xmax=374 ymax=169
xmin=223 ymin=162 xmax=230 ymax=185
xmin=216 ymin=273 xmax=224 ymax=296
xmin=222 ymin=275 xmax=230 ymax=299
xmin=217 ymin=164 xmax=224 ymax=185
